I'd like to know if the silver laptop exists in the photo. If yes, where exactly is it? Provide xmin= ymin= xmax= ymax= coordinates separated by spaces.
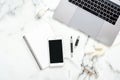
xmin=53 ymin=0 xmax=120 ymax=46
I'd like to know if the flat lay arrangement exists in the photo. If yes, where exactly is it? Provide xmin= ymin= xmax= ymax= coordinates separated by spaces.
xmin=0 ymin=0 xmax=120 ymax=80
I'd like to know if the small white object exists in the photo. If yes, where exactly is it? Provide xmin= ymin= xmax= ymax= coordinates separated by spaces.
xmin=35 ymin=7 xmax=48 ymax=19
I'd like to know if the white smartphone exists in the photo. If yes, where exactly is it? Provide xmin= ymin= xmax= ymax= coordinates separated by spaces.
xmin=48 ymin=38 xmax=64 ymax=67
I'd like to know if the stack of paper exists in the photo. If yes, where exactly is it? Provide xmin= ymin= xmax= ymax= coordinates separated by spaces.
xmin=23 ymin=21 xmax=54 ymax=69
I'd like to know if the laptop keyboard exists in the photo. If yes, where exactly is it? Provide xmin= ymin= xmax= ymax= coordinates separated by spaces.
xmin=69 ymin=0 xmax=120 ymax=25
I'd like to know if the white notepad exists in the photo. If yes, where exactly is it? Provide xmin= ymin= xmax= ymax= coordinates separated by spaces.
xmin=23 ymin=21 xmax=54 ymax=69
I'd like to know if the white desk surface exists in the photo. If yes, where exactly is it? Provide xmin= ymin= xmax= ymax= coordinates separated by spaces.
xmin=0 ymin=0 xmax=120 ymax=80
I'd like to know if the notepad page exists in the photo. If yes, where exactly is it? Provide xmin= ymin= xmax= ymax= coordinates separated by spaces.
xmin=24 ymin=21 xmax=54 ymax=69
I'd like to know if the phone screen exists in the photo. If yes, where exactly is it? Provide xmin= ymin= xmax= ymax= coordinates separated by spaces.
xmin=49 ymin=40 xmax=63 ymax=63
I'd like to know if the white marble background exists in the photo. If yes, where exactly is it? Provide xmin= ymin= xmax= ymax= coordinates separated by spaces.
xmin=0 ymin=0 xmax=120 ymax=80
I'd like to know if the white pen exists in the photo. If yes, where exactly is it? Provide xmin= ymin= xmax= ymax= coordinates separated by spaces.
xmin=23 ymin=36 xmax=42 ymax=70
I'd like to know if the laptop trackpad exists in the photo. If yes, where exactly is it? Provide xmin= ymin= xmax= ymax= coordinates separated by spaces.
xmin=69 ymin=8 xmax=104 ymax=37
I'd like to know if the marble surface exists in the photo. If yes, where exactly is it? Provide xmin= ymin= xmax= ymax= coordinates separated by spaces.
xmin=0 ymin=0 xmax=120 ymax=80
